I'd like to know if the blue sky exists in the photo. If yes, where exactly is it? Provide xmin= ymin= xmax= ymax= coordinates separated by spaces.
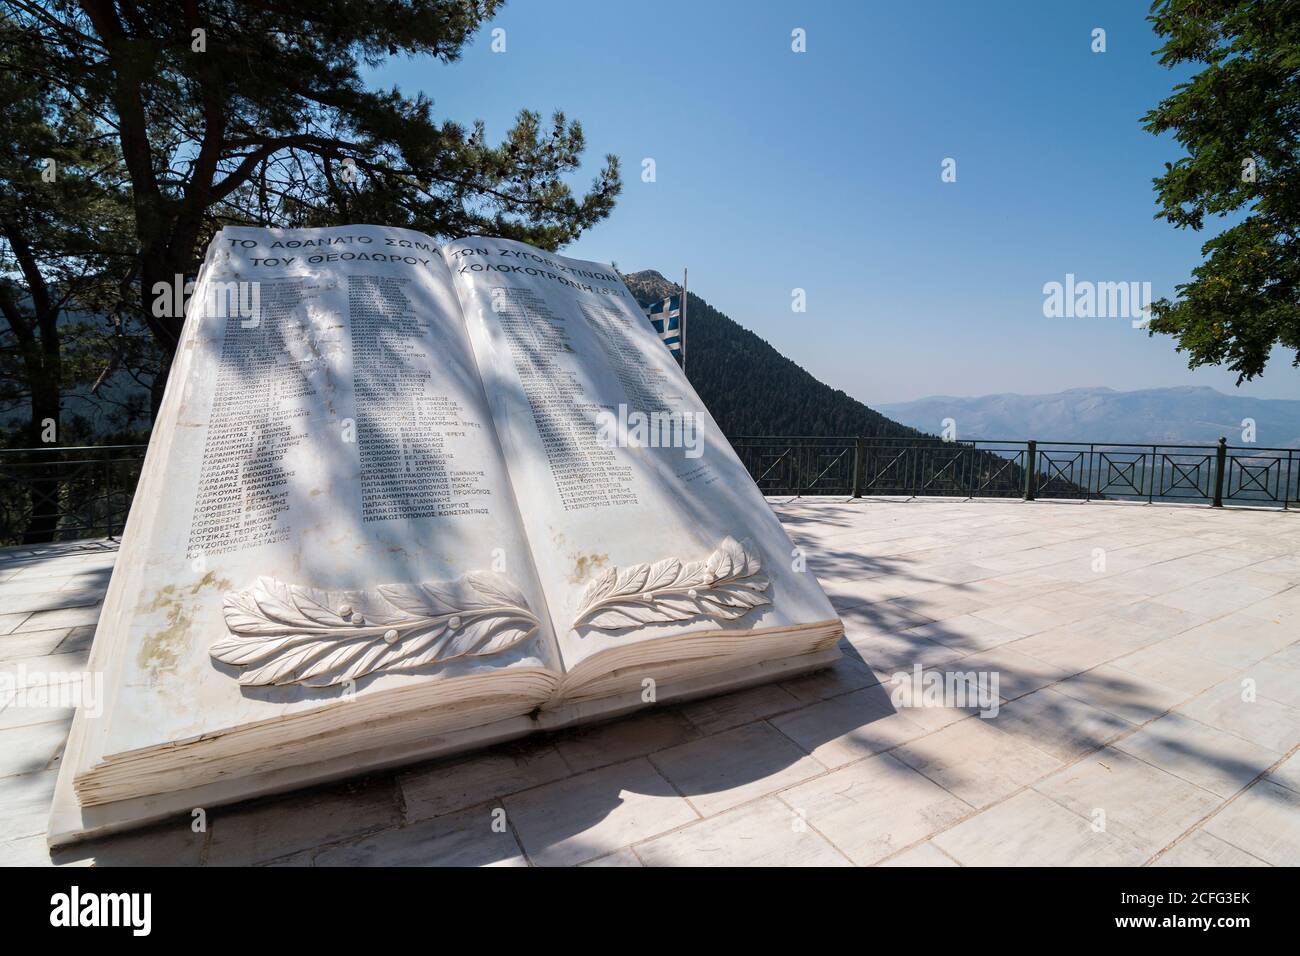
xmin=370 ymin=0 xmax=1300 ymax=404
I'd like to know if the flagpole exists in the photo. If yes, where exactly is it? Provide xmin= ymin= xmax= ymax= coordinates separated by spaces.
xmin=681 ymin=267 xmax=688 ymax=376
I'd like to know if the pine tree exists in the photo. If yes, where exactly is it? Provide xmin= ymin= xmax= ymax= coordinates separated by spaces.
xmin=3 ymin=1 xmax=621 ymax=415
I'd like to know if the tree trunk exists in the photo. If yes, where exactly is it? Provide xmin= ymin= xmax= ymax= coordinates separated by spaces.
xmin=22 ymin=378 xmax=61 ymax=544
xmin=140 ymin=254 xmax=186 ymax=424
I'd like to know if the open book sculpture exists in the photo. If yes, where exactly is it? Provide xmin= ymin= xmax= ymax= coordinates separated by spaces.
xmin=50 ymin=226 xmax=842 ymax=844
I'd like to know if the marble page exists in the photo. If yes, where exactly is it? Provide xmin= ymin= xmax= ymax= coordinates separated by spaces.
xmin=448 ymin=238 xmax=838 ymax=673
xmin=92 ymin=225 xmax=560 ymax=763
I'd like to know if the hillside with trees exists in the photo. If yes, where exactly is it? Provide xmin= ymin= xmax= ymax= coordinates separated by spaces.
xmin=622 ymin=270 xmax=932 ymax=438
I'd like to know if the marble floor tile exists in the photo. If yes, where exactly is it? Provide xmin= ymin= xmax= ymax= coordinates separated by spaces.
xmin=1051 ymin=663 xmax=1190 ymax=724
xmin=398 ymin=739 xmax=572 ymax=822
xmin=204 ymin=779 xmax=402 ymax=865
xmin=681 ymin=682 xmax=804 ymax=734
xmin=933 ymin=789 xmax=1141 ymax=866
xmin=877 ymin=841 xmax=959 ymax=867
xmin=1033 ymin=748 xmax=1220 ymax=857
xmin=1203 ymin=780 xmax=1300 ymax=866
xmin=553 ymin=708 xmax=700 ymax=774
xmin=651 ymin=721 xmax=825 ymax=816
xmin=780 ymin=752 xmax=972 ymax=864
xmin=985 ymin=686 xmax=1134 ymax=761
xmin=891 ymin=717 xmax=1061 ymax=809
xmin=634 ymin=797 xmax=849 ymax=866
xmin=314 ymin=803 xmax=527 ymax=866
xmin=1113 ymin=713 xmax=1280 ymax=798
xmin=503 ymin=757 xmax=698 ymax=867
xmin=768 ymin=684 xmax=931 ymax=768
xmin=1175 ymin=677 xmax=1300 ymax=753
xmin=1151 ymin=829 xmax=1270 ymax=867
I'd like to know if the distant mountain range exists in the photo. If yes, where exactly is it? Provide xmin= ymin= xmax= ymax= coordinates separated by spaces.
xmin=878 ymin=386 xmax=1300 ymax=449
xmin=622 ymin=270 xmax=926 ymax=438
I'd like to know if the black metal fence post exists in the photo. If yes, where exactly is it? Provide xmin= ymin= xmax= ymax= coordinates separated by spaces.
xmin=851 ymin=436 xmax=863 ymax=498
xmin=1287 ymin=451 xmax=1295 ymax=511
xmin=1025 ymin=440 xmax=1037 ymax=501
xmin=1213 ymin=436 xmax=1226 ymax=507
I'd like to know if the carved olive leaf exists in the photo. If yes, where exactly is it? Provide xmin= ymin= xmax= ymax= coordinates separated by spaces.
xmin=465 ymin=571 xmax=529 ymax=610
xmin=380 ymin=573 xmax=528 ymax=617
xmin=209 ymin=630 xmax=318 ymax=667
xmin=212 ymin=571 xmax=540 ymax=688
xmin=707 ymin=536 xmax=758 ymax=580
xmin=707 ymin=546 xmax=735 ymax=581
xmin=252 ymin=577 xmax=342 ymax=628
xmin=440 ymin=611 xmax=536 ymax=659
xmin=395 ymin=615 xmax=531 ymax=674
xmin=239 ymin=641 xmax=341 ymax=687
xmin=643 ymin=557 xmax=684 ymax=592
xmin=572 ymin=538 xmax=771 ymax=632
xmin=222 ymin=581 xmax=325 ymax=635
xmin=376 ymin=583 xmax=449 ymax=617
xmin=293 ymin=634 xmax=403 ymax=686
xmin=613 ymin=563 xmax=650 ymax=597
xmin=697 ymin=582 xmax=771 ymax=618
xmin=296 ymin=621 xmax=451 ymax=688
xmin=582 ymin=596 xmax=702 ymax=630
xmin=577 ymin=566 xmax=618 ymax=607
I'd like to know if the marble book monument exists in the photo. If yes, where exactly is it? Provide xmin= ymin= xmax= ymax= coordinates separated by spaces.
xmin=50 ymin=226 xmax=843 ymax=844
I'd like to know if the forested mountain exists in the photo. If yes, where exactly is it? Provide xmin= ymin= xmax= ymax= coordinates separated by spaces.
xmin=622 ymin=270 xmax=929 ymax=438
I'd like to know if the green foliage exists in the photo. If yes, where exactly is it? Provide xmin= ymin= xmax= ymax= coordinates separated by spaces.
xmin=1 ymin=1 xmax=621 ymax=540
xmin=0 ymin=19 xmax=147 ymax=447
xmin=2 ymin=0 xmax=621 ymax=409
xmin=1143 ymin=0 xmax=1300 ymax=382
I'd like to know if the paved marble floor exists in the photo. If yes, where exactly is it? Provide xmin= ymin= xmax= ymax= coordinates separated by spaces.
xmin=2 ymin=497 xmax=1298 ymax=866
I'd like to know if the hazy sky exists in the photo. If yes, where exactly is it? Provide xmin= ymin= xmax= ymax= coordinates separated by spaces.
xmin=371 ymin=0 xmax=1300 ymax=404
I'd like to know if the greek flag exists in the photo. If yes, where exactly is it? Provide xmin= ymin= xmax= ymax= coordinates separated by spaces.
xmin=645 ymin=293 xmax=683 ymax=362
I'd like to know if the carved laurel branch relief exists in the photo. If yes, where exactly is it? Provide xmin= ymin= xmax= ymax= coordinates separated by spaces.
xmin=572 ymin=536 xmax=771 ymax=631
xmin=210 ymin=572 xmax=539 ymax=687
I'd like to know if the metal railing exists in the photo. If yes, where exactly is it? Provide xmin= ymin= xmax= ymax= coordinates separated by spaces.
xmin=730 ymin=436 xmax=1300 ymax=509
xmin=2 ymin=435 xmax=1295 ymax=546
xmin=0 ymin=445 xmax=148 ymax=546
